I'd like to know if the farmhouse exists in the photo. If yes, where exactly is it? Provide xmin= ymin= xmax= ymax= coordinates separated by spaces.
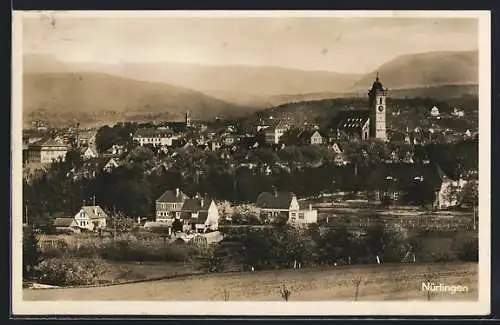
xmin=72 ymin=205 xmax=108 ymax=231
xmin=255 ymin=189 xmax=317 ymax=224
xmin=26 ymin=138 xmax=68 ymax=164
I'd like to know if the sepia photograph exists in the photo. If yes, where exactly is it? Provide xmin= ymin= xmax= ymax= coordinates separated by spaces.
xmin=11 ymin=10 xmax=491 ymax=316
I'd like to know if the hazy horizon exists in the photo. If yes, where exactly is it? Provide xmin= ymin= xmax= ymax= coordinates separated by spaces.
xmin=22 ymin=13 xmax=478 ymax=74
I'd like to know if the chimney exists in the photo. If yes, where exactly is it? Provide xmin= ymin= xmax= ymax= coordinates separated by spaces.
xmin=176 ymin=188 xmax=180 ymax=197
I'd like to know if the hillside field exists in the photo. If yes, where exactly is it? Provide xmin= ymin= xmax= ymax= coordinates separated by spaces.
xmin=24 ymin=262 xmax=477 ymax=301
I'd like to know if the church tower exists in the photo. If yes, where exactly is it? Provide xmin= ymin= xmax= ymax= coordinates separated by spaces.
xmin=368 ymin=72 xmax=387 ymax=141
xmin=185 ymin=110 xmax=192 ymax=127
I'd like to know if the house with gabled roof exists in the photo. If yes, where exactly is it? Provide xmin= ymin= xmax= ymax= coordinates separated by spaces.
xmin=103 ymin=157 xmax=120 ymax=172
xmin=81 ymin=146 xmax=99 ymax=160
xmin=156 ymin=188 xmax=190 ymax=221
xmin=330 ymin=110 xmax=371 ymax=141
xmin=298 ymin=129 xmax=324 ymax=145
xmin=435 ymin=165 xmax=468 ymax=210
xmin=53 ymin=216 xmax=79 ymax=233
xmin=255 ymin=188 xmax=317 ymax=224
xmin=264 ymin=121 xmax=289 ymax=145
xmin=27 ymin=137 xmax=68 ymax=164
xmin=72 ymin=205 xmax=108 ymax=231
xmin=179 ymin=197 xmax=220 ymax=233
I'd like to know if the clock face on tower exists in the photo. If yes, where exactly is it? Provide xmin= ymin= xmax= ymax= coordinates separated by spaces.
xmin=378 ymin=105 xmax=384 ymax=112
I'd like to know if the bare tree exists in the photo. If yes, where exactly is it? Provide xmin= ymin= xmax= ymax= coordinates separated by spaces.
xmin=353 ymin=275 xmax=363 ymax=301
xmin=223 ymin=289 xmax=230 ymax=301
xmin=280 ymin=284 xmax=292 ymax=302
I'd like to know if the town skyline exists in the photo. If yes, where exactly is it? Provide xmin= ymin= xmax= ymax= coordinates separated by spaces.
xmin=22 ymin=13 xmax=478 ymax=74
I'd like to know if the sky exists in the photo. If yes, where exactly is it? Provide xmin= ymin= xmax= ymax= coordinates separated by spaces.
xmin=21 ymin=12 xmax=479 ymax=74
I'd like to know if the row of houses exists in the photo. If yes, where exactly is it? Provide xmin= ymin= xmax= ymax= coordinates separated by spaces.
xmin=152 ymin=187 xmax=318 ymax=232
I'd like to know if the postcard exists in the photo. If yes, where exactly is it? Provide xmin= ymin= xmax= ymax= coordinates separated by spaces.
xmin=11 ymin=10 xmax=491 ymax=316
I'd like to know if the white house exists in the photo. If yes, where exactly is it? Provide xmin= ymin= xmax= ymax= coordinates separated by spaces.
xmin=452 ymin=107 xmax=465 ymax=118
xmin=265 ymin=122 xmax=289 ymax=144
xmin=72 ymin=205 xmax=108 ymax=231
xmin=329 ymin=142 xmax=346 ymax=166
xmin=430 ymin=106 xmax=440 ymax=117
xmin=298 ymin=129 xmax=324 ymax=145
xmin=27 ymin=138 xmax=68 ymax=164
xmin=180 ymin=198 xmax=220 ymax=233
xmin=81 ymin=146 xmax=99 ymax=160
xmin=133 ymin=128 xmax=179 ymax=147
xmin=435 ymin=166 xmax=468 ymax=210
xmin=103 ymin=158 xmax=120 ymax=172
xmin=255 ymin=190 xmax=317 ymax=224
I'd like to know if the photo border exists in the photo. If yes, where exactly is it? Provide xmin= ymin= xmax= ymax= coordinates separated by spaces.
xmin=10 ymin=9 xmax=493 ymax=318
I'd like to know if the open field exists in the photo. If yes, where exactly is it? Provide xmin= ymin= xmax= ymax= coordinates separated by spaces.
xmin=24 ymin=262 xmax=477 ymax=301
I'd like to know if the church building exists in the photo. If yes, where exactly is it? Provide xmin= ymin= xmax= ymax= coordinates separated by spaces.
xmin=330 ymin=73 xmax=388 ymax=141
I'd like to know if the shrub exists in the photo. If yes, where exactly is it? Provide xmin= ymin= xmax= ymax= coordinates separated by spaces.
xmin=38 ymin=257 xmax=105 ymax=286
xmin=429 ymin=251 xmax=456 ymax=262
xmin=99 ymin=239 xmax=192 ymax=262
xmin=23 ymin=226 xmax=43 ymax=279
xmin=456 ymin=238 xmax=478 ymax=262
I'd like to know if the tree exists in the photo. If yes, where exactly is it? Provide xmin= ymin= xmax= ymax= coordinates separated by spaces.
xmin=318 ymin=225 xmax=356 ymax=265
xmin=23 ymin=226 xmax=43 ymax=279
xmin=172 ymin=218 xmax=183 ymax=233
xmin=459 ymin=179 xmax=478 ymax=209
xmin=363 ymin=222 xmax=405 ymax=263
xmin=107 ymin=211 xmax=136 ymax=238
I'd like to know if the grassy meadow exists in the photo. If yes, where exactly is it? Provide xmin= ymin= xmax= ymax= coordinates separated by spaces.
xmin=24 ymin=262 xmax=477 ymax=301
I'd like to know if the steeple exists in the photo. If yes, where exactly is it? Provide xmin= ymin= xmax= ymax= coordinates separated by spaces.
xmin=368 ymin=72 xmax=388 ymax=141
xmin=370 ymin=72 xmax=384 ymax=93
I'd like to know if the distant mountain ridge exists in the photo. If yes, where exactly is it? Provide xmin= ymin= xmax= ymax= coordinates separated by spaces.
xmin=23 ymin=72 xmax=254 ymax=120
xmin=22 ymin=50 xmax=478 ymax=124
xmin=351 ymin=50 xmax=478 ymax=91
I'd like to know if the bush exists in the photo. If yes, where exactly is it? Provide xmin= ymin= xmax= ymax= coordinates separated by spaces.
xmin=456 ymin=238 xmax=478 ymax=262
xmin=99 ymin=239 xmax=192 ymax=262
xmin=38 ymin=257 xmax=105 ymax=286
xmin=23 ymin=226 xmax=43 ymax=279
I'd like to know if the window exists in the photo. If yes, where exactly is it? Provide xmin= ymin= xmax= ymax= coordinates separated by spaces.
xmin=379 ymin=97 xmax=383 ymax=105
xmin=299 ymin=213 xmax=304 ymax=219
xmin=364 ymin=132 xmax=368 ymax=139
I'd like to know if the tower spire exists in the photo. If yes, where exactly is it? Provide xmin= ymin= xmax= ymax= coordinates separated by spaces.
xmin=376 ymin=71 xmax=379 ymax=81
